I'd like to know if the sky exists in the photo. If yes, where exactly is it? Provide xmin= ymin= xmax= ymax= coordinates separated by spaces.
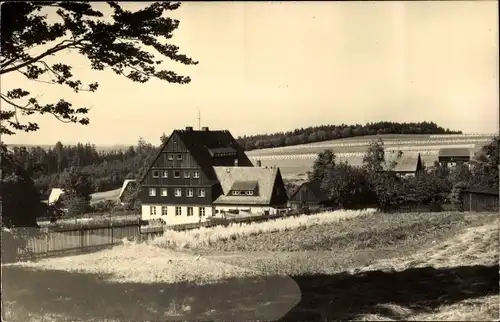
xmin=2 ymin=1 xmax=498 ymax=146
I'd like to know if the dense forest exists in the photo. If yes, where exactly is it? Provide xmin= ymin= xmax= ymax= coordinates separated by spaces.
xmin=235 ymin=121 xmax=461 ymax=150
xmin=5 ymin=121 xmax=462 ymax=198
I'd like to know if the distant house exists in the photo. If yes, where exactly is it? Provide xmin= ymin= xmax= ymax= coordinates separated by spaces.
xmin=379 ymin=152 xmax=424 ymax=177
xmin=438 ymin=148 xmax=470 ymax=167
xmin=118 ymin=179 xmax=139 ymax=204
xmin=48 ymin=188 xmax=65 ymax=206
xmin=212 ymin=166 xmax=288 ymax=216
xmin=139 ymin=126 xmax=263 ymax=226
xmin=288 ymin=180 xmax=331 ymax=211
xmin=461 ymin=188 xmax=499 ymax=212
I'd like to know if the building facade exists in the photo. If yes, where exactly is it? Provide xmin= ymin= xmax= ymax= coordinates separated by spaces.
xmin=139 ymin=126 xmax=258 ymax=225
xmin=288 ymin=180 xmax=331 ymax=211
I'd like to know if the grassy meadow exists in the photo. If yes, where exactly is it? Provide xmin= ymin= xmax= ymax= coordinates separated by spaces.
xmin=3 ymin=210 xmax=498 ymax=321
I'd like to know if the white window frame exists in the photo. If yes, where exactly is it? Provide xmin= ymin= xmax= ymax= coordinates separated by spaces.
xmin=187 ymin=206 xmax=193 ymax=216
xmin=175 ymin=206 xmax=182 ymax=216
xmin=187 ymin=188 xmax=194 ymax=197
xmin=232 ymin=191 xmax=240 ymax=195
xmin=193 ymin=171 xmax=200 ymax=178
xmin=198 ymin=188 xmax=206 ymax=197
xmin=161 ymin=170 xmax=168 ymax=178
xmin=160 ymin=188 xmax=168 ymax=196
xmin=175 ymin=188 xmax=182 ymax=197
xmin=150 ymin=206 xmax=156 ymax=215
xmin=161 ymin=206 xmax=168 ymax=216
xmin=176 ymin=154 xmax=183 ymax=160
xmin=152 ymin=170 xmax=159 ymax=178
xmin=174 ymin=170 xmax=181 ymax=178
xmin=184 ymin=171 xmax=190 ymax=178
xmin=167 ymin=154 xmax=174 ymax=161
xmin=246 ymin=191 xmax=254 ymax=196
xmin=199 ymin=207 xmax=205 ymax=217
xmin=149 ymin=188 xmax=156 ymax=196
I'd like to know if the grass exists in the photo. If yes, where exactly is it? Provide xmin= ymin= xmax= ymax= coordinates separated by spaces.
xmin=2 ymin=211 xmax=498 ymax=321
xmin=149 ymin=208 xmax=377 ymax=249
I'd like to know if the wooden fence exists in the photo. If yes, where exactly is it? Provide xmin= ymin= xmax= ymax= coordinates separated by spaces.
xmin=9 ymin=222 xmax=148 ymax=260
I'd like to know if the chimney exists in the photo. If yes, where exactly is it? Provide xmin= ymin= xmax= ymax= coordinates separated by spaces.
xmin=234 ymin=158 xmax=238 ymax=167
xmin=256 ymin=159 xmax=262 ymax=167
xmin=202 ymin=126 xmax=209 ymax=131
xmin=185 ymin=126 xmax=193 ymax=131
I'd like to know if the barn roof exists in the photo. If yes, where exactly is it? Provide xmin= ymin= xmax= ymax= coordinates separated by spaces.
xmin=382 ymin=152 xmax=422 ymax=172
xmin=438 ymin=148 xmax=471 ymax=158
xmin=118 ymin=179 xmax=138 ymax=200
xmin=213 ymin=166 xmax=281 ymax=205
xmin=48 ymin=188 xmax=65 ymax=205
xmin=289 ymin=180 xmax=329 ymax=202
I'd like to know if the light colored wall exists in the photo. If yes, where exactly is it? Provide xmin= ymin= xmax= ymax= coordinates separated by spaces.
xmin=141 ymin=204 xmax=215 ymax=225
xmin=214 ymin=205 xmax=279 ymax=215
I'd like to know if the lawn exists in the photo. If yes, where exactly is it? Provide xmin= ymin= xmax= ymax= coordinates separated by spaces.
xmin=2 ymin=211 xmax=498 ymax=321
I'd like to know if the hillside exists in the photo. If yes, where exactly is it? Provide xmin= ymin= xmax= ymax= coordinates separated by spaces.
xmin=246 ymin=133 xmax=496 ymax=179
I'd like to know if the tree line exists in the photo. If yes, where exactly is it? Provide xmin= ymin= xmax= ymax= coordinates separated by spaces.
xmin=8 ymin=121 xmax=459 ymax=197
xmin=236 ymin=121 xmax=461 ymax=151
xmin=301 ymin=137 xmax=499 ymax=211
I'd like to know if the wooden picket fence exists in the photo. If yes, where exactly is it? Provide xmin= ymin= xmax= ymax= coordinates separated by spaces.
xmin=13 ymin=222 xmax=149 ymax=260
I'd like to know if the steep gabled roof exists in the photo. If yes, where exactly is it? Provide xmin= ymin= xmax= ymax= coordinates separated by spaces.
xmin=290 ymin=180 xmax=329 ymax=202
xmin=118 ymin=179 xmax=138 ymax=200
xmin=382 ymin=152 xmax=422 ymax=172
xmin=438 ymin=148 xmax=471 ymax=158
xmin=212 ymin=166 xmax=280 ymax=205
xmin=140 ymin=128 xmax=253 ymax=183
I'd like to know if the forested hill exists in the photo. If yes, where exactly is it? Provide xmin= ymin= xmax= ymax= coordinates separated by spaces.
xmin=4 ymin=121 xmax=461 ymax=198
xmin=236 ymin=121 xmax=462 ymax=151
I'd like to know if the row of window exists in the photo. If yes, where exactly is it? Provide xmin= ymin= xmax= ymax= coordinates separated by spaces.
xmin=149 ymin=187 xmax=206 ymax=197
xmin=150 ymin=206 xmax=208 ymax=217
xmin=232 ymin=190 xmax=254 ymax=196
xmin=167 ymin=153 xmax=183 ymax=161
xmin=152 ymin=170 xmax=200 ymax=179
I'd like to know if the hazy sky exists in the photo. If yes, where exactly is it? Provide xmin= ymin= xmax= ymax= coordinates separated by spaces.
xmin=2 ymin=1 xmax=498 ymax=146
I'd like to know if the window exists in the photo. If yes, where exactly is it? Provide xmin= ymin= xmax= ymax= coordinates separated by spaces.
xmin=193 ymin=171 xmax=200 ymax=178
xmin=198 ymin=188 xmax=206 ymax=197
xmin=161 ymin=170 xmax=168 ymax=178
xmin=168 ymin=154 xmax=173 ymax=161
xmin=184 ymin=171 xmax=190 ymax=178
xmin=175 ymin=206 xmax=182 ymax=216
xmin=187 ymin=188 xmax=194 ymax=197
xmin=187 ymin=207 xmax=193 ymax=216
xmin=150 ymin=206 xmax=156 ymax=215
xmin=246 ymin=191 xmax=254 ymax=196
xmin=152 ymin=170 xmax=159 ymax=178
xmin=176 ymin=154 xmax=183 ymax=160
xmin=161 ymin=188 xmax=168 ymax=196
xmin=149 ymin=188 xmax=156 ymax=196
xmin=175 ymin=188 xmax=182 ymax=197
xmin=174 ymin=170 xmax=180 ymax=178
xmin=199 ymin=207 xmax=205 ymax=217
xmin=161 ymin=206 xmax=168 ymax=216
xmin=232 ymin=191 xmax=240 ymax=195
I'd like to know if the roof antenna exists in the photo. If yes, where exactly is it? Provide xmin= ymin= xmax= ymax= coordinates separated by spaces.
xmin=197 ymin=107 xmax=201 ymax=130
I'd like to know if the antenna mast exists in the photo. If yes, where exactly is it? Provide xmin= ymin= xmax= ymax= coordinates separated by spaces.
xmin=197 ymin=108 xmax=201 ymax=130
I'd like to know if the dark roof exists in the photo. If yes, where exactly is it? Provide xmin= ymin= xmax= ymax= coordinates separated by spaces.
xmin=230 ymin=180 xmax=258 ymax=191
xmin=290 ymin=180 xmax=329 ymax=202
xmin=381 ymin=153 xmax=422 ymax=172
xmin=141 ymin=129 xmax=253 ymax=184
xmin=208 ymin=147 xmax=237 ymax=157
xmin=461 ymin=188 xmax=499 ymax=196
xmin=438 ymin=148 xmax=471 ymax=158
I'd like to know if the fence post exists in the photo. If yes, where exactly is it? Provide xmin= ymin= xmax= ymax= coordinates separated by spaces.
xmin=80 ymin=228 xmax=84 ymax=251
xmin=110 ymin=222 xmax=113 ymax=245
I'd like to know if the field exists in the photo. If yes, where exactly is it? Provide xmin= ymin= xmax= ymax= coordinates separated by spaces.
xmin=3 ymin=210 xmax=498 ymax=321
xmin=245 ymin=133 xmax=496 ymax=179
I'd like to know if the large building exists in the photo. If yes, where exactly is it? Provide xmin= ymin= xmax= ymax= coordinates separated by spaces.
xmin=139 ymin=126 xmax=288 ymax=225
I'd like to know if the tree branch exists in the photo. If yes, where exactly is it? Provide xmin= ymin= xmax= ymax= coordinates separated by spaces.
xmin=1 ymin=39 xmax=83 ymax=75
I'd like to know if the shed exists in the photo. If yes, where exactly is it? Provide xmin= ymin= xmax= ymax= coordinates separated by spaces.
xmin=288 ymin=180 xmax=332 ymax=210
xmin=378 ymin=152 xmax=424 ymax=176
xmin=438 ymin=148 xmax=471 ymax=165
xmin=461 ymin=188 xmax=499 ymax=212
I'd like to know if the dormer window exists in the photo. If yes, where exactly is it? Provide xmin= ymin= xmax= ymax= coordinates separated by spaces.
xmin=232 ymin=191 xmax=241 ymax=195
xmin=246 ymin=191 xmax=254 ymax=196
